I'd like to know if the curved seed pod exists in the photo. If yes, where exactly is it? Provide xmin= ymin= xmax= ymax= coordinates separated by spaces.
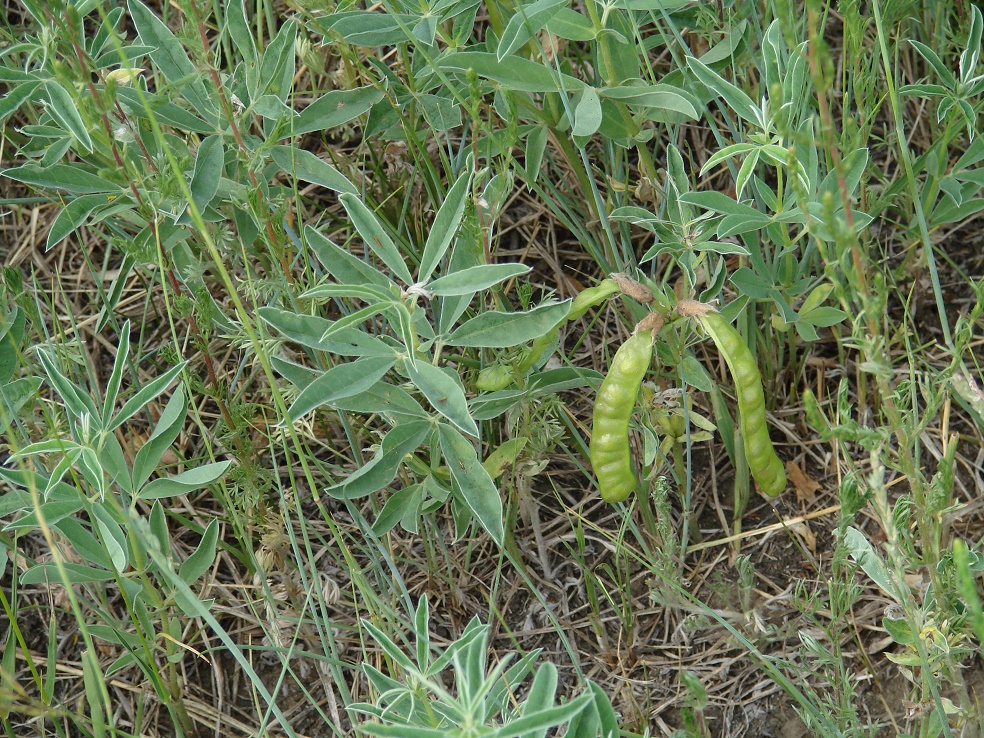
xmin=590 ymin=330 xmax=655 ymax=503
xmin=694 ymin=308 xmax=786 ymax=497
xmin=568 ymin=279 xmax=620 ymax=321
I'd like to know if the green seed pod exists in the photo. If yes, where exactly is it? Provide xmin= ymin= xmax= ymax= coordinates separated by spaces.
xmin=694 ymin=308 xmax=786 ymax=497
xmin=568 ymin=279 xmax=620 ymax=321
xmin=590 ymin=330 xmax=655 ymax=503
xmin=476 ymin=365 xmax=513 ymax=391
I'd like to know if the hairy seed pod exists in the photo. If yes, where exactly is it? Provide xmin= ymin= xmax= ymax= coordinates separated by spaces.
xmin=590 ymin=330 xmax=655 ymax=503
xmin=611 ymin=273 xmax=654 ymax=303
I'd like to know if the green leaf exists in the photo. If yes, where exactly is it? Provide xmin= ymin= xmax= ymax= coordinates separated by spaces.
xmin=128 ymin=0 xmax=216 ymax=119
xmin=286 ymin=356 xmax=397 ymax=422
xmin=523 ymin=661 xmax=557 ymax=715
xmin=304 ymin=226 xmax=396 ymax=289
xmin=679 ymin=191 xmax=762 ymax=218
xmin=680 ymin=353 xmax=712 ymax=392
xmin=492 ymin=695 xmax=592 ymax=738
xmin=139 ymin=461 xmax=232 ymax=500
xmin=439 ymin=424 xmax=504 ymax=544
xmin=259 ymin=306 xmax=394 ymax=356
xmin=258 ymin=20 xmax=297 ymax=99
xmin=108 ymin=361 xmax=187 ymax=431
xmin=36 ymin=347 xmax=99 ymax=419
xmin=224 ymin=0 xmax=258 ymax=86
xmin=3 ymin=163 xmax=122 ymax=194
xmin=729 ymin=267 xmax=773 ymax=300
xmin=418 ymin=170 xmax=472 ymax=282
xmin=271 ymin=145 xmax=357 ymax=195
xmin=102 ymin=322 xmax=131 ymax=428
xmin=404 ymin=360 xmax=478 ymax=436
xmin=960 ymin=6 xmax=983 ymax=81
xmin=372 ymin=485 xmax=422 ymax=536
xmin=0 ymin=307 xmax=25 ymax=385
xmin=189 ymin=135 xmax=224 ymax=213
xmin=686 ymin=56 xmax=759 ymax=125
xmin=524 ymin=125 xmax=548 ymax=185
xmin=0 ymin=82 xmax=39 ymax=126
xmin=178 ymin=519 xmax=218 ymax=584
xmin=843 ymin=526 xmax=898 ymax=598
xmin=601 ymin=84 xmax=698 ymax=118
xmin=5 ymin=499 xmax=85 ymax=531
xmin=544 ymin=8 xmax=595 ymax=40
xmin=497 ymin=0 xmax=568 ymax=61
xmin=426 ymin=263 xmax=529 ymax=296
xmin=295 ymin=85 xmax=385 ymax=134
xmin=0 ymin=377 xmax=40 ymax=436
xmin=115 ymin=87 xmax=214 ymax=133
xmin=333 ymin=381 xmax=428 ymax=419
xmin=418 ymin=93 xmax=460 ymax=131
xmin=53 ymin=518 xmax=113 ymax=569
xmin=572 ymin=86 xmax=602 ymax=137
xmin=46 ymin=194 xmax=114 ymax=251
xmin=340 ymin=193 xmax=414 ymax=285
xmin=21 ymin=563 xmax=116 ymax=584
xmin=438 ymin=51 xmax=585 ymax=93
xmin=43 ymin=81 xmax=92 ymax=151
xmin=317 ymin=11 xmax=418 ymax=46
xmin=133 ymin=385 xmax=188 ymax=491
xmin=91 ymin=504 xmax=128 ymax=571
xmin=326 ymin=421 xmax=431 ymax=500
xmin=908 ymin=41 xmax=956 ymax=88
xmin=446 ymin=300 xmax=569 ymax=347
xmin=800 ymin=306 xmax=847 ymax=328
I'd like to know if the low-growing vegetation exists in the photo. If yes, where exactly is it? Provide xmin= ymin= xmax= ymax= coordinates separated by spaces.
xmin=1 ymin=0 xmax=984 ymax=735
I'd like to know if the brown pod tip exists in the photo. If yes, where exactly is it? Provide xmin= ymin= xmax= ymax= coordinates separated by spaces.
xmin=634 ymin=311 xmax=665 ymax=336
xmin=610 ymin=272 xmax=654 ymax=303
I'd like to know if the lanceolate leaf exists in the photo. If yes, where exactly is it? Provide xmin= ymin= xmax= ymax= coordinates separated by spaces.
xmin=128 ymin=0 xmax=216 ymax=119
xmin=404 ymin=360 xmax=478 ymax=436
xmin=294 ymin=86 xmax=385 ymax=135
xmin=325 ymin=421 xmax=431 ymax=500
xmin=3 ymin=164 xmax=122 ymax=194
xmin=286 ymin=356 xmax=397 ymax=422
xmin=446 ymin=301 xmax=570 ymax=347
xmin=686 ymin=56 xmax=758 ymax=125
xmin=271 ymin=146 xmax=358 ymax=195
xmin=178 ymin=519 xmax=219 ymax=583
xmin=340 ymin=193 xmax=414 ymax=286
xmin=139 ymin=461 xmax=232 ymax=500
xmin=133 ymin=385 xmax=188 ymax=491
xmin=426 ymin=264 xmax=530 ymax=296
xmin=42 ymin=81 xmax=92 ymax=151
xmin=108 ymin=361 xmax=188 ymax=432
xmin=439 ymin=424 xmax=504 ymax=545
xmin=418 ymin=170 xmax=472 ymax=282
